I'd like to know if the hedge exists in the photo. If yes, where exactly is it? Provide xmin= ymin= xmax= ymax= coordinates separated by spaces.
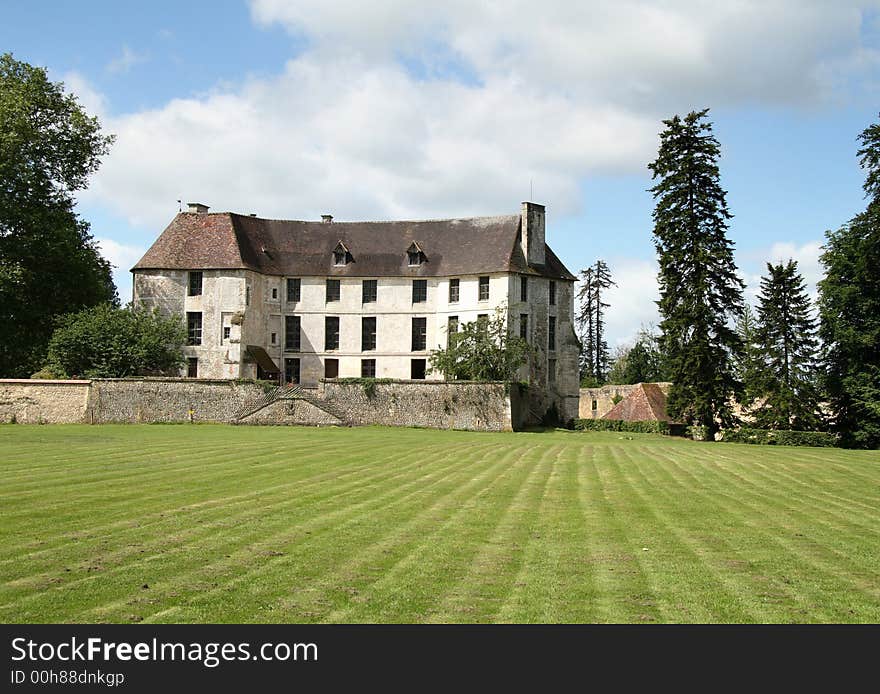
xmin=721 ymin=427 xmax=837 ymax=448
xmin=575 ymin=419 xmax=670 ymax=434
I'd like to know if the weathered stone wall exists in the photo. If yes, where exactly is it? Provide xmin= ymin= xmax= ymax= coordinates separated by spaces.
xmin=0 ymin=380 xmax=91 ymax=423
xmin=0 ymin=378 xmax=519 ymax=431
xmin=85 ymin=379 xmax=264 ymax=423
xmin=320 ymin=380 xmax=516 ymax=431
xmin=240 ymin=398 xmax=343 ymax=426
xmin=579 ymin=382 xmax=671 ymax=420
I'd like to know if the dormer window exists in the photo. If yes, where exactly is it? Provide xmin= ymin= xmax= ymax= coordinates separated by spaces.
xmin=407 ymin=241 xmax=426 ymax=266
xmin=333 ymin=241 xmax=352 ymax=266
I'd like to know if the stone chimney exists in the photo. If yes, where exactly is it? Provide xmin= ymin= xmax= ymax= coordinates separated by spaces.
xmin=186 ymin=202 xmax=209 ymax=214
xmin=321 ymin=214 xmax=333 ymax=224
xmin=521 ymin=201 xmax=545 ymax=266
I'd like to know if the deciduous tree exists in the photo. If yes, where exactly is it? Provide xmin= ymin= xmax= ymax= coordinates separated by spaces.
xmin=44 ymin=304 xmax=186 ymax=378
xmin=429 ymin=308 xmax=532 ymax=382
xmin=0 ymin=53 xmax=116 ymax=377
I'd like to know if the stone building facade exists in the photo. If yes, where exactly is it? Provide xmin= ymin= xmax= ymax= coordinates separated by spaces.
xmin=132 ymin=202 xmax=580 ymax=420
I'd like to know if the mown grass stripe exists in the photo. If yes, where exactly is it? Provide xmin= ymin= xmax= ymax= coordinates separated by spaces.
xmin=1 ymin=425 xmax=877 ymax=623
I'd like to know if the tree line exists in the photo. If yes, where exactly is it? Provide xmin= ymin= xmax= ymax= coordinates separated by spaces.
xmin=577 ymin=108 xmax=880 ymax=448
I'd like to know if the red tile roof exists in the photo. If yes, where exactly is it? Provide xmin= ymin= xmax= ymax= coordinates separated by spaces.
xmin=603 ymin=383 xmax=670 ymax=422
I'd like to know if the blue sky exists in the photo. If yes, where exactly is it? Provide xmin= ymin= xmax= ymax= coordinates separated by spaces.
xmin=4 ymin=0 xmax=879 ymax=344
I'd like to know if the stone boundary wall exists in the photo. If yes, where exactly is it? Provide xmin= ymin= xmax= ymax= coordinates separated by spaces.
xmin=86 ymin=378 xmax=265 ymax=423
xmin=0 ymin=378 xmax=520 ymax=431
xmin=0 ymin=379 xmax=91 ymax=424
xmin=319 ymin=380 xmax=516 ymax=431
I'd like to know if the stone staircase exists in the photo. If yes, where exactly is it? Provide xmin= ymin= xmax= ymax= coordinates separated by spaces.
xmin=234 ymin=384 xmax=350 ymax=425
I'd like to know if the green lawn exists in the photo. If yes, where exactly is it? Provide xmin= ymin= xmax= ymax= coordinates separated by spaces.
xmin=1 ymin=424 xmax=878 ymax=623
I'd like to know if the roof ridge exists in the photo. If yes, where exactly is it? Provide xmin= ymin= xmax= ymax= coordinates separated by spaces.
xmin=226 ymin=212 xmax=520 ymax=224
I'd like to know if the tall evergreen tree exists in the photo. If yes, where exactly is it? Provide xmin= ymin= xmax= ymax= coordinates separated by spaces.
xmin=648 ymin=108 xmax=744 ymax=438
xmin=0 ymin=54 xmax=117 ymax=377
xmin=753 ymin=260 xmax=822 ymax=430
xmin=734 ymin=303 xmax=764 ymax=407
xmin=576 ymin=260 xmax=614 ymax=383
xmin=818 ymin=114 xmax=880 ymax=448
xmin=576 ymin=265 xmax=596 ymax=383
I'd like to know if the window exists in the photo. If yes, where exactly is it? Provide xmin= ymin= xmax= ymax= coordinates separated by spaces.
xmin=447 ymin=316 xmax=458 ymax=347
xmin=479 ymin=276 xmax=489 ymax=301
xmin=333 ymin=242 xmax=351 ymax=266
xmin=188 ymin=271 xmax=203 ymax=296
xmin=287 ymin=278 xmax=301 ymax=302
xmin=548 ymin=359 xmax=557 ymax=383
xmin=285 ymin=316 xmax=301 ymax=351
xmin=520 ymin=276 xmax=528 ymax=302
xmin=591 ymin=399 xmax=598 ymax=412
xmin=245 ymin=286 xmax=251 ymax=306
xmin=549 ymin=280 xmax=556 ymax=306
xmin=449 ymin=278 xmax=460 ymax=303
xmin=223 ymin=326 xmax=231 ymax=341
xmin=548 ymin=316 xmax=556 ymax=351
xmin=186 ymin=312 xmax=202 ymax=345
xmin=271 ymin=332 xmax=277 ymax=345
xmin=271 ymin=287 xmax=278 ymax=300
xmin=325 ymin=317 xmax=340 ymax=350
xmin=407 ymin=242 xmax=425 ymax=266
xmin=187 ymin=357 xmax=198 ymax=378
xmin=326 ymin=279 xmax=340 ymax=302
xmin=362 ymin=279 xmax=377 ymax=303
xmin=411 ymin=359 xmax=426 ymax=380
xmin=519 ymin=314 xmax=528 ymax=341
xmin=362 ymin=317 xmax=377 ymax=351
xmin=412 ymin=317 xmax=427 ymax=351
xmin=324 ymin=358 xmax=339 ymax=379
xmin=412 ymin=279 xmax=427 ymax=303
xmin=284 ymin=358 xmax=300 ymax=385
xmin=477 ymin=314 xmax=489 ymax=333
xmin=361 ymin=358 xmax=376 ymax=378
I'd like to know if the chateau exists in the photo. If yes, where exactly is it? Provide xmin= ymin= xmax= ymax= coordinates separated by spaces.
xmin=131 ymin=201 xmax=580 ymax=421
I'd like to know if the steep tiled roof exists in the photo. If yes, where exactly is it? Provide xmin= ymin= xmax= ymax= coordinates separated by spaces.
xmin=132 ymin=212 xmax=576 ymax=280
xmin=603 ymin=383 xmax=670 ymax=422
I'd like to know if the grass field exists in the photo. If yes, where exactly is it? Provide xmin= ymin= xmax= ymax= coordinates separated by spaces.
xmin=1 ymin=424 xmax=878 ymax=623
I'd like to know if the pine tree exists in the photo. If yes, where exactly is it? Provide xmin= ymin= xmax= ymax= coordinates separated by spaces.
xmin=648 ymin=108 xmax=744 ymax=438
xmin=576 ymin=266 xmax=596 ymax=383
xmin=818 ymin=114 xmax=880 ymax=448
xmin=753 ymin=260 xmax=822 ymax=430
xmin=592 ymin=260 xmax=614 ymax=381
xmin=734 ymin=303 xmax=764 ymax=407
xmin=576 ymin=260 xmax=614 ymax=383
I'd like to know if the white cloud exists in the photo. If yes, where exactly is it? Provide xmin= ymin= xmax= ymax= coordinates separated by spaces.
xmin=250 ymin=0 xmax=878 ymax=108
xmin=81 ymin=56 xmax=656 ymax=228
xmin=72 ymin=2 xmax=878 ymax=284
xmin=106 ymin=45 xmax=147 ymax=75
xmin=62 ymin=71 xmax=108 ymax=120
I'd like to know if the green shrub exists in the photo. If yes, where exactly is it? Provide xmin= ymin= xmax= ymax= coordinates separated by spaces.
xmin=575 ymin=419 xmax=670 ymax=435
xmin=721 ymin=427 xmax=837 ymax=447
